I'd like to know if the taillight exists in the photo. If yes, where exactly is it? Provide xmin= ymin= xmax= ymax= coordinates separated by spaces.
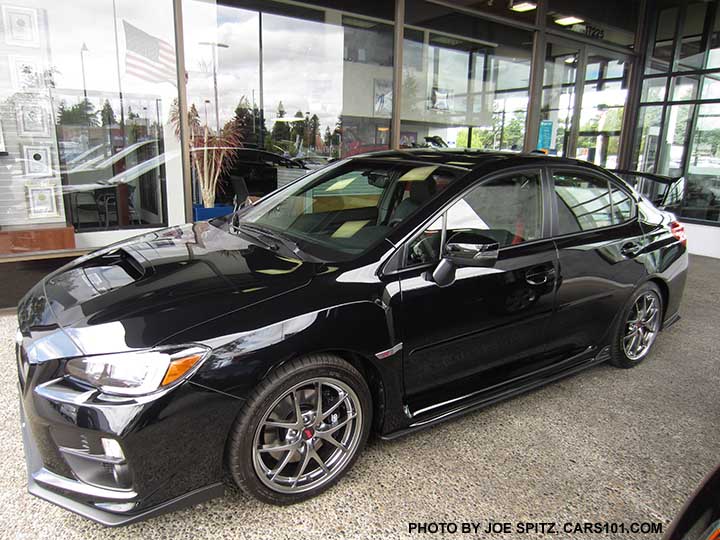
xmin=670 ymin=220 xmax=687 ymax=246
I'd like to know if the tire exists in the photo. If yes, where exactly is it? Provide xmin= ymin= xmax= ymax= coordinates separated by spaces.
xmin=608 ymin=282 xmax=664 ymax=369
xmin=227 ymin=353 xmax=372 ymax=505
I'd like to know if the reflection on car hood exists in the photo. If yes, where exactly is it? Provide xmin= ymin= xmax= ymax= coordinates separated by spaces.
xmin=18 ymin=222 xmax=316 ymax=356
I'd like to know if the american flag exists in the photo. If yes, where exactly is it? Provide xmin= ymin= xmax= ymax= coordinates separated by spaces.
xmin=123 ymin=21 xmax=175 ymax=83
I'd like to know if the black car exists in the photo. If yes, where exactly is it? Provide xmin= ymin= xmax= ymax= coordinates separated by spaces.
xmin=16 ymin=149 xmax=688 ymax=525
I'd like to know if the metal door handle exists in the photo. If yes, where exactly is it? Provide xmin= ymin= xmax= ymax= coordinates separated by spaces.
xmin=526 ymin=268 xmax=555 ymax=286
xmin=621 ymin=242 xmax=642 ymax=257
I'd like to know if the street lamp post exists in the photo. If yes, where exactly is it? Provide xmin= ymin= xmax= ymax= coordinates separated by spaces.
xmin=198 ymin=41 xmax=229 ymax=133
xmin=80 ymin=42 xmax=89 ymax=100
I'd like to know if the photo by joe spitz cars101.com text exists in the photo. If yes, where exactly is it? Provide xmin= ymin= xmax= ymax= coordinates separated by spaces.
xmin=16 ymin=149 xmax=688 ymax=526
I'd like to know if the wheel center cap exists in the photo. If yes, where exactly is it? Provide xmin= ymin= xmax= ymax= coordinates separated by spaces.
xmin=302 ymin=428 xmax=314 ymax=440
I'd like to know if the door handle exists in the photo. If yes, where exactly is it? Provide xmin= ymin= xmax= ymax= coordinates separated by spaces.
xmin=621 ymin=242 xmax=642 ymax=258
xmin=525 ymin=267 xmax=555 ymax=286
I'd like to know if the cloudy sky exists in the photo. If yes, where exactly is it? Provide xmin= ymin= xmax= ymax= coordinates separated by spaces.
xmin=31 ymin=0 xmax=346 ymax=135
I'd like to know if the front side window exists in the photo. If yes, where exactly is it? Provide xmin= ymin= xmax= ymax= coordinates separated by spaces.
xmin=406 ymin=170 xmax=544 ymax=266
xmin=554 ymin=172 xmax=634 ymax=234
xmin=234 ymin=160 xmax=464 ymax=261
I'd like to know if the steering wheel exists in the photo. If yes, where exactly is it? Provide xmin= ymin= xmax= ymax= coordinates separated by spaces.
xmin=411 ymin=235 xmax=438 ymax=264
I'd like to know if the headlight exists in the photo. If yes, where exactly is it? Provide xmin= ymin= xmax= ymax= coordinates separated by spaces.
xmin=65 ymin=345 xmax=210 ymax=396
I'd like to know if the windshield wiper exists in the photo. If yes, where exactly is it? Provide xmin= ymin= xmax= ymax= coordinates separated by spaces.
xmin=238 ymin=223 xmax=312 ymax=260
xmin=232 ymin=223 xmax=280 ymax=252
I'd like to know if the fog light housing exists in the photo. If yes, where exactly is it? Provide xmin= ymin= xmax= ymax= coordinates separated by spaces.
xmin=101 ymin=438 xmax=125 ymax=460
xmin=59 ymin=438 xmax=132 ymax=490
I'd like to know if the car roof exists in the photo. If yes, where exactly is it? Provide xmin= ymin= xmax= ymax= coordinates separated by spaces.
xmin=350 ymin=148 xmax=607 ymax=174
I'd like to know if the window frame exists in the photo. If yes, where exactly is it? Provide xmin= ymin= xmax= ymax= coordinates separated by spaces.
xmin=548 ymin=166 xmax=639 ymax=238
xmin=391 ymin=166 xmax=552 ymax=272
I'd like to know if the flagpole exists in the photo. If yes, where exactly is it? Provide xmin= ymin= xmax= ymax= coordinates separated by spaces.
xmin=112 ymin=0 xmax=126 ymax=146
xmin=258 ymin=11 xmax=264 ymax=147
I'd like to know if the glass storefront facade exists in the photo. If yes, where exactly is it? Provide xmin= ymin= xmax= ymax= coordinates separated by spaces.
xmin=634 ymin=0 xmax=720 ymax=225
xmin=0 ymin=0 xmax=718 ymax=261
xmin=0 ymin=0 xmax=185 ymax=255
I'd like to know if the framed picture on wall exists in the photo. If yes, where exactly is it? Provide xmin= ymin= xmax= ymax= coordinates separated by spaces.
xmin=9 ymin=56 xmax=42 ymax=89
xmin=17 ymin=103 xmax=49 ymax=137
xmin=2 ymin=5 xmax=40 ymax=47
xmin=373 ymin=79 xmax=393 ymax=117
xmin=27 ymin=185 xmax=59 ymax=218
xmin=22 ymin=145 xmax=52 ymax=176
xmin=429 ymin=87 xmax=453 ymax=111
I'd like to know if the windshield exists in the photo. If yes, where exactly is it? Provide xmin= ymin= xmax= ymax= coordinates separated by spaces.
xmin=226 ymin=158 xmax=466 ymax=261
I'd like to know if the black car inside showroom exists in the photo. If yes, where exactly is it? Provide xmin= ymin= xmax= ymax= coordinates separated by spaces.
xmin=1 ymin=0 xmax=719 ymax=538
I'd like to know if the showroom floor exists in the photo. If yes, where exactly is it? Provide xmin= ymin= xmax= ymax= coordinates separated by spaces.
xmin=0 ymin=255 xmax=718 ymax=540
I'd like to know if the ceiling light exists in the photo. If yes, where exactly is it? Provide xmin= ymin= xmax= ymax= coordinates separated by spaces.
xmin=554 ymin=16 xmax=584 ymax=26
xmin=510 ymin=1 xmax=537 ymax=12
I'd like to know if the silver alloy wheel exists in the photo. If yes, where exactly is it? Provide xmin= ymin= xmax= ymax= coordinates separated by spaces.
xmin=252 ymin=377 xmax=363 ymax=494
xmin=623 ymin=291 xmax=662 ymax=361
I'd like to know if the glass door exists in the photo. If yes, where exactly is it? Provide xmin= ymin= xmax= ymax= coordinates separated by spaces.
xmin=576 ymin=48 xmax=630 ymax=168
xmin=538 ymin=40 xmax=631 ymax=167
xmin=539 ymin=38 xmax=581 ymax=157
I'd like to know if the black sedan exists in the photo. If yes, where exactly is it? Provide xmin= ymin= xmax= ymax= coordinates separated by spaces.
xmin=16 ymin=149 xmax=688 ymax=525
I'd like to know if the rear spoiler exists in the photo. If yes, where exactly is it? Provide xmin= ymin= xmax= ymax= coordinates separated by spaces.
xmin=608 ymin=169 xmax=682 ymax=185
xmin=608 ymin=170 xmax=685 ymax=210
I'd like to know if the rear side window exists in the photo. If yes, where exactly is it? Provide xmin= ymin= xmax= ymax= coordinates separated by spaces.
xmin=553 ymin=172 xmax=634 ymax=234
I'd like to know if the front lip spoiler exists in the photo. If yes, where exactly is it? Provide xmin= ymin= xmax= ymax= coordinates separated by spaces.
xmin=20 ymin=389 xmax=224 ymax=527
xmin=27 ymin=477 xmax=225 ymax=527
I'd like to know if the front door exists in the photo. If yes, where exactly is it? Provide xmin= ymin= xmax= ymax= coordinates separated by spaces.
xmin=395 ymin=168 xmax=558 ymax=413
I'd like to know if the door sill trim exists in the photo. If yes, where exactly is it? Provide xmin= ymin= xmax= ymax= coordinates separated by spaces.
xmin=411 ymin=345 xmax=594 ymax=418
xmin=381 ymin=347 xmax=602 ymax=441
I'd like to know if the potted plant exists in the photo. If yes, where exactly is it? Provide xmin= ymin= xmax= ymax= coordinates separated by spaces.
xmin=170 ymin=100 xmax=241 ymax=220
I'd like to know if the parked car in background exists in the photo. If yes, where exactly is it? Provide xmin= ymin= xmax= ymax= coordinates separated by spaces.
xmin=215 ymin=149 xmax=309 ymax=204
xmin=17 ymin=149 xmax=687 ymax=526
xmin=292 ymin=155 xmax=332 ymax=170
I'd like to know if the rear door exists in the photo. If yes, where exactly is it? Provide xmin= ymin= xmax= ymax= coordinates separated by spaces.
xmin=546 ymin=166 xmax=648 ymax=360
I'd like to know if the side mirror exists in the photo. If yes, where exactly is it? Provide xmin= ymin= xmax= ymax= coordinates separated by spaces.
xmin=445 ymin=240 xmax=499 ymax=268
xmin=431 ymin=230 xmax=499 ymax=287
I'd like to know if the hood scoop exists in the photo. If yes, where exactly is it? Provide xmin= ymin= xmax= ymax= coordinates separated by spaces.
xmin=81 ymin=248 xmax=146 ymax=293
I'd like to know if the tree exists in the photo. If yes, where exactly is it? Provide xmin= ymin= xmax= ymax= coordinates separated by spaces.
xmin=323 ymin=126 xmax=332 ymax=147
xmin=270 ymin=101 xmax=291 ymax=144
xmin=100 ymin=100 xmax=117 ymax=126
xmin=56 ymin=98 xmax=99 ymax=126
xmin=290 ymin=110 xmax=306 ymax=145
xmin=502 ymin=111 xmax=526 ymax=150
xmin=127 ymin=106 xmax=140 ymax=121
xmin=456 ymin=110 xmax=525 ymax=150
xmin=307 ymin=114 xmax=320 ymax=149
xmin=230 ymin=96 xmax=266 ymax=146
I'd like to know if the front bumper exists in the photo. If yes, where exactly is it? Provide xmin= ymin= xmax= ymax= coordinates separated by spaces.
xmin=20 ymin=395 xmax=224 ymax=526
xmin=17 ymin=342 xmax=244 ymax=526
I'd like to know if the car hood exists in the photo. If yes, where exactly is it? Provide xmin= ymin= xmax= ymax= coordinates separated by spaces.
xmin=18 ymin=222 xmax=317 ymax=357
